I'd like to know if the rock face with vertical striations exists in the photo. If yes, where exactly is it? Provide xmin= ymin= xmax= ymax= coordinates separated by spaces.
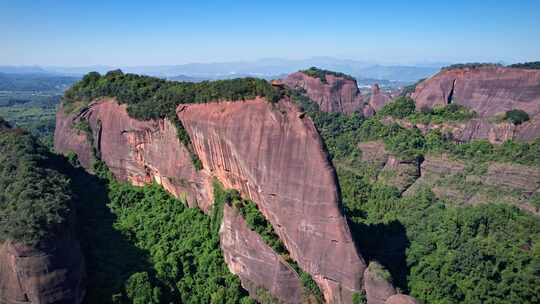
xmin=0 ymin=236 xmax=86 ymax=304
xmin=220 ymin=204 xmax=303 ymax=303
xmin=177 ymin=98 xmax=366 ymax=303
xmin=55 ymin=96 xmax=367 ymax=303
xmin=283 ymin=71 xmax=367 ymax=114
xmin=54 ymin=99 xmax=214 ymax=211
xmin=412 ymin=66 xmax=540 ymax=118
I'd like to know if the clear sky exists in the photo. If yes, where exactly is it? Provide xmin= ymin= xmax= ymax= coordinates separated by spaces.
xmin=1 ymin=0 xmax=539 ymax=66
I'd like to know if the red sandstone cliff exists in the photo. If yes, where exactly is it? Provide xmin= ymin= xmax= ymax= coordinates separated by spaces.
xmin=283 ymin=71 xmax=368 ymax=114
xmin=220 ymin=204 xmax=303 ymax=303
xmin=368 ymin=84 xmax=394 ymax=112
xmin=412 ymin=66 xmax=540 ymax=118
xmin=55 ymin=97 xmax=366 ymax=303
xmin=0 ymin=235 xmax=85 ymax=304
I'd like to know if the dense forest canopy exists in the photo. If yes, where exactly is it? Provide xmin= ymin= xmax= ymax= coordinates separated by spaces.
xmin=63 ymin=70 xmax=281 ymax=120
xmin=0 ymin=121 xmax=73 ymax=244
xmin=290 ymin=89 xmax=540 ymax=304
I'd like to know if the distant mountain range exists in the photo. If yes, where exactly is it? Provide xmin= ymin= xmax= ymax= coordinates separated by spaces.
xmin=0 ymin=57 xmax=448 ymax=83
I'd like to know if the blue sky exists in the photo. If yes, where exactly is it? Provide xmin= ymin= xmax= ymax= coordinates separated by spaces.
xmin=1 ymin=0 xmax=539 ymax=66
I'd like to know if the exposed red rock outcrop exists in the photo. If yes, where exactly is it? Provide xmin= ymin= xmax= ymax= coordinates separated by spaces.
xmin=55 ymin=97 xmax=367 ymax=303
xmin=283 ymin=71 xmax=366 ymax=114
xmin=369 ymin=84 xmax=393 ymax=112
xmin=412 ymin=66 xmax=540 ymax=118
xmin=363 ymin=262 xmax=396 ymax=304
xmin=0 ymin=236 xmax=85 ymax=304
xmin=220 ymin=204 xmax=303 ymax=303
xmin=178 ymin=98 xmax=366 ymax=303
xmin=54 ymin=99 xmax=214 ymax=211
xmin=385 ymin=294 xmax=419 ymax=304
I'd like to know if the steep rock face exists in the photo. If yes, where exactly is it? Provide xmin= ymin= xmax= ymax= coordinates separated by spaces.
xmin=54 ymin=99 xmax=214 ymax=211
xmin=220 ymin=204 xmax=303 ymax=303
xmin=385 ymin=295 xmax=419 ymax=304
xmin=412 ymin=66 xmax=540 ymax=117
xmin=0 ymin=236 xmax=85 ymax=304
xmin=283 ymin=72 xmax=365 ymax=114
xmin=363 ymin=262 xmax=396 ymax=304
xmin=54 ymin=106 xmax=94 ymax=169
xmin=369 ymin=84 xmax=393 ymax=112
xmin=178 ymin=98 xmax=366 ymax=303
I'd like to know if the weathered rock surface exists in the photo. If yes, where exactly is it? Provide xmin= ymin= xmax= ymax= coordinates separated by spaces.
xmin=412 ymin=66 xmax=540 ymax=118
xmin=54 ymin=99 xmax=214 ymax=211
xmin=283 ymin=71 xmax=366 ymax=114
xmin=363 ymin=262 xmax=396 ymax=304
xmin=55 ymin=97 xmax=367 ymax=303
xmin=0 ymin=236 xmax=85 ymax=304
xmin=385 ymin=294 xmax=419 ymax=304
xmin=178 ymin=98 xmax=366 ymax=303
xmin=369 ymin=84 xmax=393 ymax=112
xmin=220 ymin=204 xmax=303 ymax=303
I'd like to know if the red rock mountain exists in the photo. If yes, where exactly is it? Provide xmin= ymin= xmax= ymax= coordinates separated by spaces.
xmin=283 ymin=71 xmax=368 ymax=114
xmin=412 ymin=66 xmax=540 ymax=117
xmin=55 ymin=96 xmax=366 ymax=303
xmin=0 ymin=237 xmax=85 ymax=304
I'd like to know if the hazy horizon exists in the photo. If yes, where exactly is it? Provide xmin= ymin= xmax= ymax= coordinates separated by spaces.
xmin=2 ymin=0 xmax=539 ymax=66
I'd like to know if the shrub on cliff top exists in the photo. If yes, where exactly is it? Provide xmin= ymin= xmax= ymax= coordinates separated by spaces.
xmin=63 ymin=70 xmax=282 ymax=170
xmin=0 ymin=126 xmax=72 ymax=244
xmin=504 ymin=109 xmax=530 ymax=125
xmin=63 ymin=70 xmax=281 ymax=120
xmin=508 ymin=61 xmax=540 ymax=70
xmin=300 ymin=67 xmax=356 ymax=84
xmin=377 ymin=96 xmax=416 ymax=119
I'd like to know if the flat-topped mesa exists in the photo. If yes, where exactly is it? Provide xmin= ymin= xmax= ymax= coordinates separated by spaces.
xmin=412 ymin=65 xmax=540 ymax=118
xmin=283 ymin=67 xmax=369 ymax=115
xmin=55 ymin=71 xmax=367 ymax=303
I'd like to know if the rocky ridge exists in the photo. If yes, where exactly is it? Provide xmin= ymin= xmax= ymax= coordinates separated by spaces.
xmin=55 ymin=96 xmax=366 ymax=303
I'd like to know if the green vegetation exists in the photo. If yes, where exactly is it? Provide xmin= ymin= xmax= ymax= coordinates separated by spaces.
xmin=376 ymin=96 xmax=416 ymax=119
xmin=442 ymin=63 xmax=502 ymax=70
xmin=300 ymin=67 xmax=356 ymax=84
xmin=0 ymin=124 xmax=72 ymax=244
xmin=290 ymin=86 xmax=540 ymax=304
xmin=407 ymin=103 xmax=476 ymax=124
xmin=0 ymin=92 xmax=60 ymax=148
xmin=70 ymin=161 xmax=252 ymax=303
xmin=351 ymin=292 xmax=367 ymax=304
xmin=504 ymin=109 xmax=530 ymax=125
xmin=508 ymin=61 xmax=540 ymax=69
xmin=63 ymin=70 xmax=282 ymax=169
xmin=376 ymin=96 xmax=476 ymax=123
